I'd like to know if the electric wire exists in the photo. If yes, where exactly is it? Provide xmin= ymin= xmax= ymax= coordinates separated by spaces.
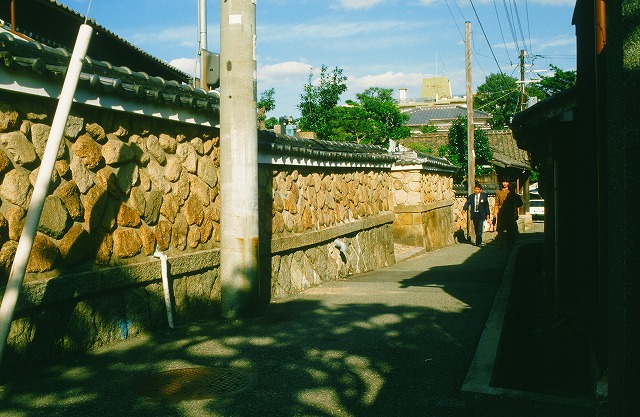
xmin=445 ymin=0 xmax=489 ymax=78
xmin=511 ymin=0 xmax=527 ymax=55
xmin=492 ymin=0 xmax=513 ymax=66
xmin=474 ymin=86 xmax=521 ymax=112
xmin=524 ymin=0 xmax=534 ymax=59
xmin=451 ymin=0 xmax=467 ymax=21
xmin=444 ymin=0 xmax=465 ymax=45
xmin=502 ymin=0 xmax=520 ymax=54
xmin=469 ymin=0 xmax=504 ymax=75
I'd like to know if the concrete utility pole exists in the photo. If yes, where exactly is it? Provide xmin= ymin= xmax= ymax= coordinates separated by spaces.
xmin=465 ymin=21 xmax=475 ymax=239
xmin=219 ymin=0 xmax=260 ymax=318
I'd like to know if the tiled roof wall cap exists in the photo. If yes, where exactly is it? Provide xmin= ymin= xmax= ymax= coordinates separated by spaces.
xmin=393 ymin=153 xmax=458 ymax=173
xmin=0 ymin=31 xmax=219 ymax=114
xmin=258 ymin=131 xmax=398 ymax=163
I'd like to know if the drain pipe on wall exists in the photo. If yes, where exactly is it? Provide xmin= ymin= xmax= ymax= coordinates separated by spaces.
xmin=0 ymin=24 xmax=93 ymax=365
xmin=153 ymin=251 xmax=174 ymax=329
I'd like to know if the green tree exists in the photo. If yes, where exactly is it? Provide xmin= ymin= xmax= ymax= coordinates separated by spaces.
xmin=257 ymin=88 xmax=276 ymax=129
xmin=474 ymin=73 xmax=520 ymax=129
xmin=537 ymin=64 xmax=576 ymax=97
xmin=352 ymin=87 xmax=410 ymax=146
xmin=297 ymin=65 xmax=347 ymax=140
xmin=419 ymin=124 xmax=438 ymax=134
xmin=265 ymin=117 xmax=279 ymax=130
xmin=329 ymin=105 xmax=374 ymax=143
xmin=439 ymin=117 xmax=493 ymax=182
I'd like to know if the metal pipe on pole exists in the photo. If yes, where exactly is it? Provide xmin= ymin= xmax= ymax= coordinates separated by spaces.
xmin=219 ymin=0 xmax=260 ymax=318
xmin=198 ymin=0 xmax=208 ymax=89
xmin=0 ymin=24 xmax=93 ymax=364
xmin=465 ymin=21 xmax=475 ymax=239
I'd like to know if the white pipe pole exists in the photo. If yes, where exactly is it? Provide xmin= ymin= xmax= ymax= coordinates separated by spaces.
xmin=0 ymin=24 xmax=93 ymax=364
xmin=199 ymin=0 xmax=208 ymax=88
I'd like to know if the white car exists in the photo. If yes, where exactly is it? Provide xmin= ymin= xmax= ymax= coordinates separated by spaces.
xmin=528 ymin=199 xmax=545 ymax=220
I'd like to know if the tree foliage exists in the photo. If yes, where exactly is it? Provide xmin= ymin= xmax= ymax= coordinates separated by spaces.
xmin=327 ymin=88 xmax=411 ymax=146
xmin=350 ymin=87 xmax=410 ymax=146
xmin=257 ymin=88 xmax=276 ymax=129
xmin=474 ymin=73 xmax=520 ymax=129
xmin=537 ymin=64 xmax=576 ymax=97
xmin=475 ymin=66 xmax=576 ymax=130
xmin=329 ymin=105 xmax=374 ymax=143
xmin=439 ymin=117 xmax=493 ymax=182
xmin=297 ymin=65 xmax=347 ymax=140
xmin=297 ymin=68 xmax=410 ymax=146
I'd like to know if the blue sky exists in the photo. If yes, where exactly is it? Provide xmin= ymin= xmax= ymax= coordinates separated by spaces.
xmin=59 ymin=0 xmax=576 ymax=118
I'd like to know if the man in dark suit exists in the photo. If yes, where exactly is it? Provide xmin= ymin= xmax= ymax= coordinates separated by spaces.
xmin=462 ymin=183 xmax=491 ymax=246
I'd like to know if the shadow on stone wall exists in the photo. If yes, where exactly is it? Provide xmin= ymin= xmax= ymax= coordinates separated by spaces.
xmin=258 ymin=166 xmax=273 ymax=306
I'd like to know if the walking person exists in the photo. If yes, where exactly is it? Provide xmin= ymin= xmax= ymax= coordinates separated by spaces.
xmin=500 ymin=182 xmax=523 ymax=248
xmin=494 ymin=179 xmax=511 ymax=248
xmin=462 ymin=183 xmax=491 ymax=246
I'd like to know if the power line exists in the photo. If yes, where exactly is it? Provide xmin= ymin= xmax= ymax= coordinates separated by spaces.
xmin=524 ymin=0 xmax=534 ymax=58
xmin=510 ymin=0 xmax=528 ymax=57
xmin=492 ymin=0 xmax=513 ymax=66
xmin=451 ymin=0 xmax=467 ymax=21
xmin=469 ymin=0 xmax=504 ymax=75
xmin=502 ymin=0 xmax=520 ymax=54
xmin=444 ymin=0 xmax=465 ymax=44
xmin=444 ymin=0 xmax=488 ymax=79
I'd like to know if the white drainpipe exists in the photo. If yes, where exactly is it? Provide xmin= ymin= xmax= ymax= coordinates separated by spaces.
xmin=153 ymin=251 xmax=174 ymax=329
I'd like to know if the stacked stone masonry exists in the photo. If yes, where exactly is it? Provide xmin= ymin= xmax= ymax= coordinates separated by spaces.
xmin=0 ymin=93 xmax=223 ymax=364
xmin=0 ymin=97 xmax=221 ymax=281
xmin=391 ymin=169 xmax=456 ymax=250
xmin=261 ymin=167 xmax=396 ymax=299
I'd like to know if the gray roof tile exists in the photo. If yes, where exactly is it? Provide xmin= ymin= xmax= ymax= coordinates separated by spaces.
xmin=0 ymin=31 xmax=219 ymax=115
xmin=404 ymin=105 xmax=492 ymax=126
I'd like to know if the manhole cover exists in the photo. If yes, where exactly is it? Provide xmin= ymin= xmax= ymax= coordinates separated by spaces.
xmin=136 ymin=367 xmax=255 ymax=403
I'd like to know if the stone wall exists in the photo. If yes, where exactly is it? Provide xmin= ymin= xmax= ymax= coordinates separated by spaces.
xmin=260 ymin=166 xmax=396 ymax=300
xmin=0 ymin=91 xmax=222 ymax=365
xmin=0 ymin=95 xmax=221 ymax=277
xmin=0 ymin=89 xmax=457 ymax=367
xmin=391 ymin=169 xmax=456 ymax=250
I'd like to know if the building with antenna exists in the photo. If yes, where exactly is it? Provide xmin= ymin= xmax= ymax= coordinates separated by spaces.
xmin=421 ymin=76 xmax=453 ymax=101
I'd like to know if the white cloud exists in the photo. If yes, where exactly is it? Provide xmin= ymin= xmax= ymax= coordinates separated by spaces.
xmin=537 ymin=34 xmax=576 ymax=49
xmin=332 ymin=0 xmax=385 ymax=10
xmin=127 ymin=25 xmax=199 ymax=50
xmin=258 ymin=61 xmax=313 ymax=84
xmin=169 ymin=58 xmax=197 ymax=77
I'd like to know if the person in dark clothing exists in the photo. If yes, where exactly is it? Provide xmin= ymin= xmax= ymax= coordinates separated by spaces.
xmin=493 ymin=179 xmax=510 ymax=247
xmin=462 ymin=183 xmax=491 ymax=246
xmin=499 ymin=182 xmax=523 ymax=248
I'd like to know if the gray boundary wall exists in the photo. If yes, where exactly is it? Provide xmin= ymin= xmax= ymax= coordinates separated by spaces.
xmin=0 ymin=90 xmax=456 ymax=367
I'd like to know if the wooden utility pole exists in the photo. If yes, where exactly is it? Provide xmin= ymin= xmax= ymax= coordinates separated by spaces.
xmin=465 ymin=21 xmax=475 ymax=241
xmin=520 ymin=49 xmax=526 ymax=111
